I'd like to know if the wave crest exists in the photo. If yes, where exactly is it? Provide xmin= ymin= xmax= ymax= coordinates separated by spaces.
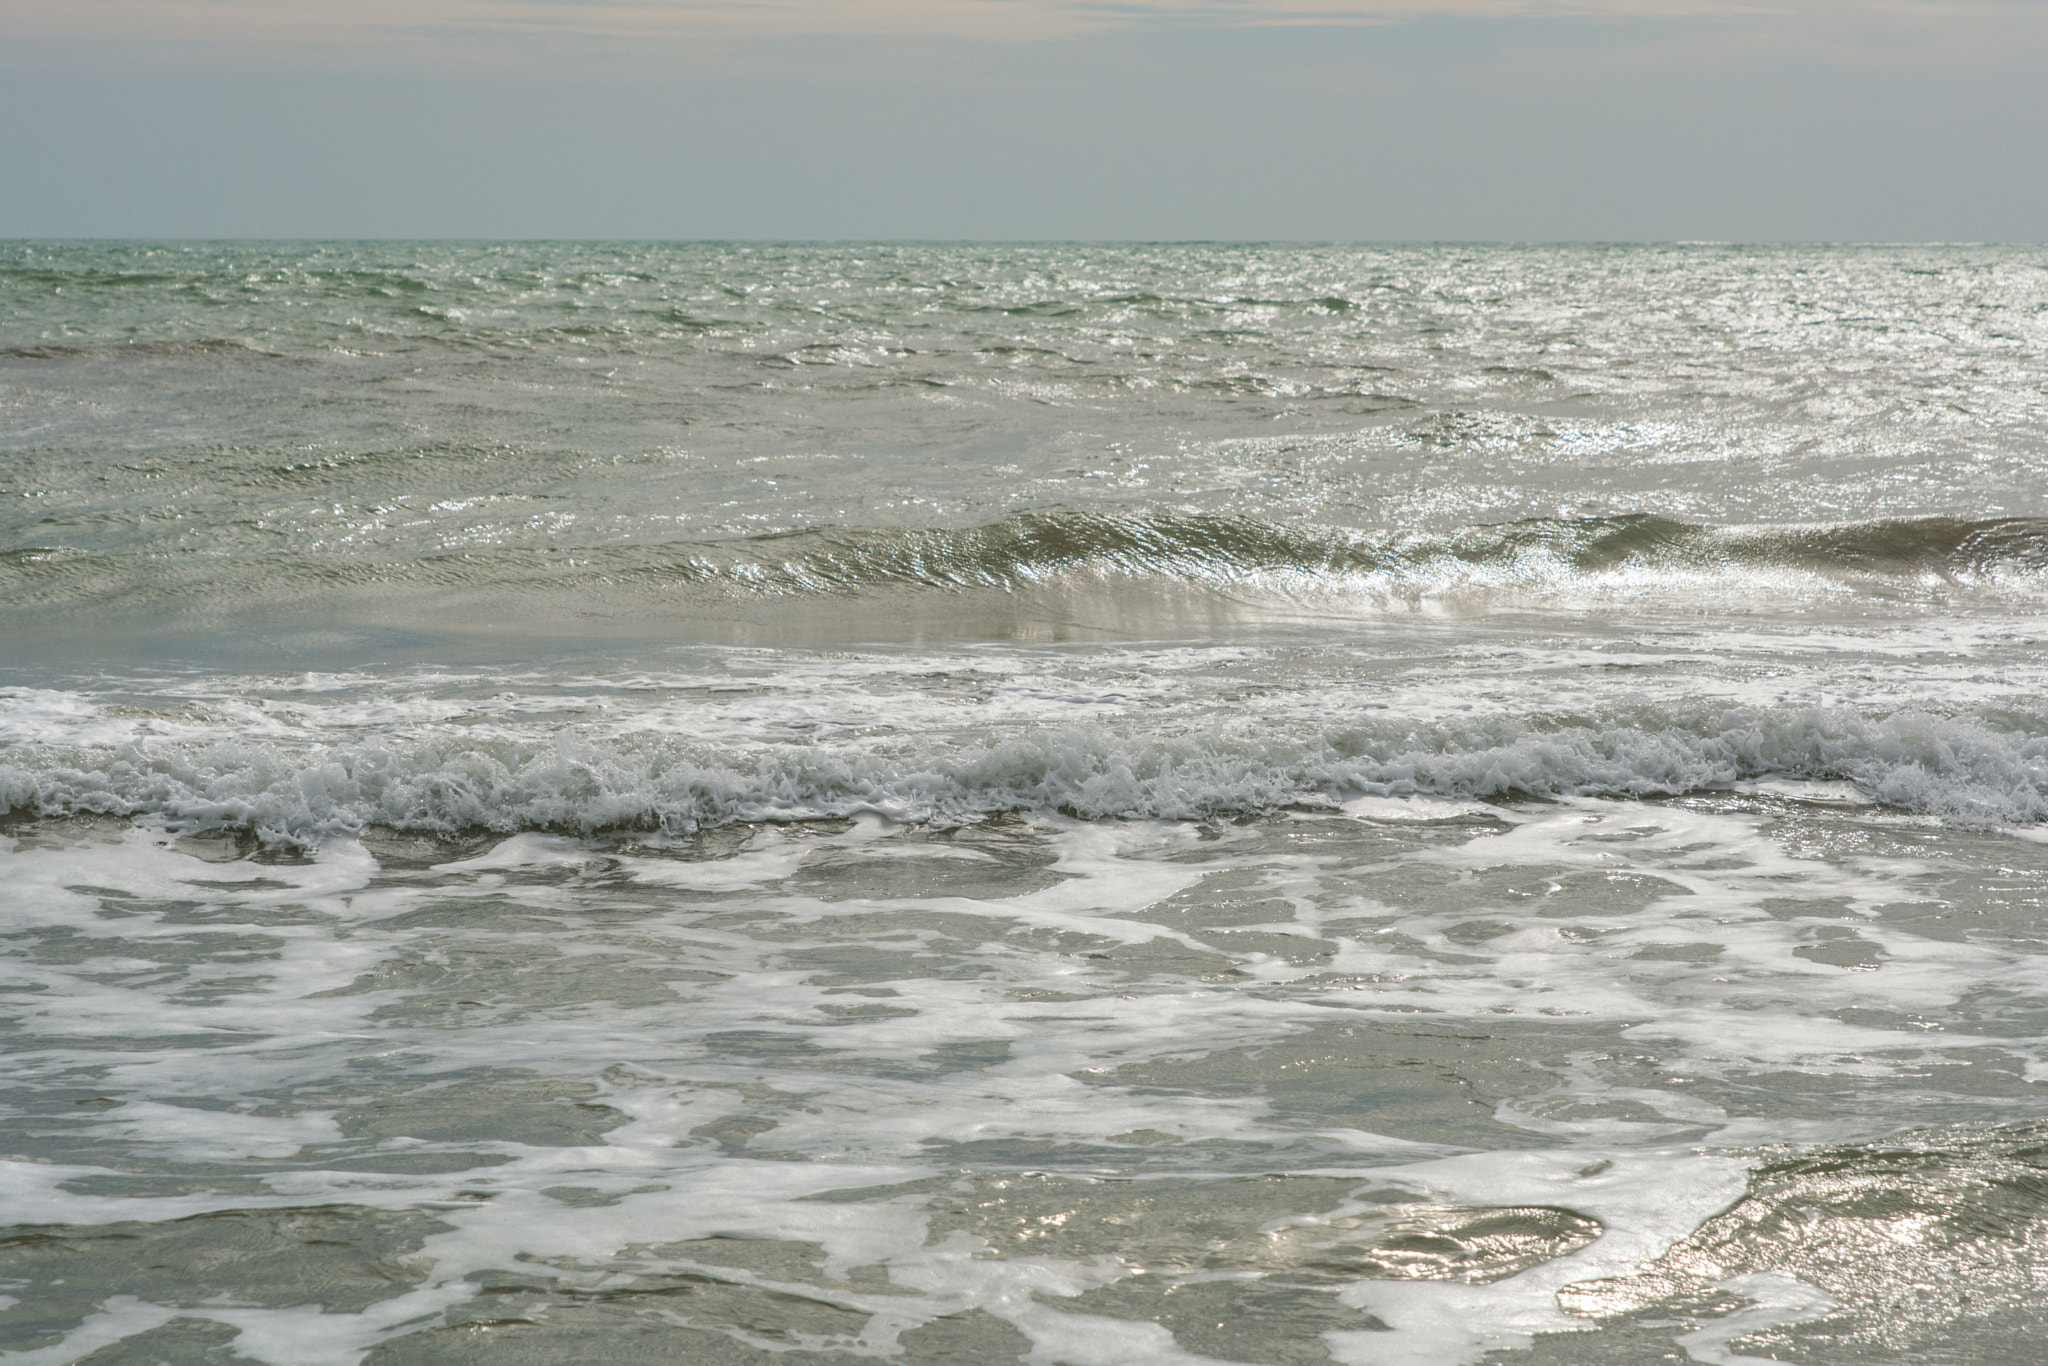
xmin=644 ymin=511 xmax=2048 ymax=605
xmin=4 ymin=702 xmax=2043 ymax=842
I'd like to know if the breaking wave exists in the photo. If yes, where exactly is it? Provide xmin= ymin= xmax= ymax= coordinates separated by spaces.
xmin=4 ymin=700 xmax=2045 ymax=842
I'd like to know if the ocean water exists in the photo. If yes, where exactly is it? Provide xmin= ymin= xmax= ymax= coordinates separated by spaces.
xmin=4 ymin=240 xmax=2048 ymax=1365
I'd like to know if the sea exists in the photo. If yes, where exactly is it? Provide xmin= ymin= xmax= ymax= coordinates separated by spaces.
xmin=4 ymin=241 xmax=2048 ymax=1366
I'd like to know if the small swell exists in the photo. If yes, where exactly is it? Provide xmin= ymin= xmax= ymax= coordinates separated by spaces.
xmin=640 ymin=511 xmax=2048 ymax=604
xmin=9 ymin=512 xmax=2046 ymax=625
xmin=0 ymin=338 xmax=273 ymax=361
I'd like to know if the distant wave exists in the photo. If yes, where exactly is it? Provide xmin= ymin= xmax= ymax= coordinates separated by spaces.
xmin=623 ymin=510 xmax=2048 ymax=603
xmin=7 ymin=511 xmax=2047 ymax=627
xmin=5 ymin=699 xmax=2044 ymax=841
xmin=0 ymin=337 xmax=278 ymax=361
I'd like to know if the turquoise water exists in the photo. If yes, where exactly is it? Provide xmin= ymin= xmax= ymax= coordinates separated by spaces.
xmin=4 ymin=242 xmax=2048 ymax=1364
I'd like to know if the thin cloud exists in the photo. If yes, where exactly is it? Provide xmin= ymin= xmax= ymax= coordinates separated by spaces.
xmin=0 ymin=0 xmax=1805 ymax=51
xmin=4 ymin=0 xmax=2040 ymax=65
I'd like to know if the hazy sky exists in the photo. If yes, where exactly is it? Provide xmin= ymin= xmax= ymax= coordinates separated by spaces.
xmin=3 ymin=0 xmax=2044 ymax=239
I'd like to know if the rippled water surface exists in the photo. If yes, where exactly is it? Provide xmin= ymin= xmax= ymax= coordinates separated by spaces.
xmin=4 ymin=242 xmax=2048 ymax=1364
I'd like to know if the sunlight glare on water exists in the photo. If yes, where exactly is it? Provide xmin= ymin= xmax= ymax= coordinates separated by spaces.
xmin=3 ymin=243 xmax=2048 ymax=1364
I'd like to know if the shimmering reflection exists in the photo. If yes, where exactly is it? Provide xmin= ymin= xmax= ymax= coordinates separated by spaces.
xmin=3 ymin=793 xmax=2047 ymax=1362
xmin=1551 ymin=1123 xmax=2048 ymax=1363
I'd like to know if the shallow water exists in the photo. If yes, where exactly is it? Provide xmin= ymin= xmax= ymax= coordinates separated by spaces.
xmin=4 ymin=242 xmax=2048 ymax=1364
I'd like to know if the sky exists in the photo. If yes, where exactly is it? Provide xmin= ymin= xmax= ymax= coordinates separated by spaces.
xmin=2 ymin=0 xmax=2045 ymax=240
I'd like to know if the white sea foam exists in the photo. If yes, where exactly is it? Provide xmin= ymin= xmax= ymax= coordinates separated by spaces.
xmin=10 ymin=243 xmax=2048 ymax=1366
xmin=3 ymin=696 xmax=2044 ymax=840
xmin=3 ymin=784 xmax=2045 ymax=1364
